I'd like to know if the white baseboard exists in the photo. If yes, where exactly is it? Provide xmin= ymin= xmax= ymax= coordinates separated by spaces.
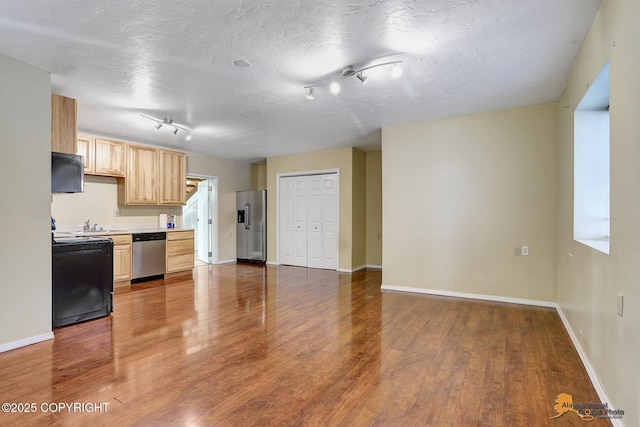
xmin=337 ymin=265 xmax=364 ymax=273
xmin=337 ymin=265 xmax=370 ymax=273
xmin=266 ymin=261 xmax=279 ymax=266
xmin=381 ymin=284 xmax=622 ymax=427
xmin=0 ymin=332 xmax=54 ymax=353
xmin=216 ymin=259 xmax=236 ymax=265
xmin=365 ymin=264 xmax=383 ymax=270
xmin=555 ymin=306 xmax=622 ymax=427
xmin=380 ymin=284 xmax=556 ymax=308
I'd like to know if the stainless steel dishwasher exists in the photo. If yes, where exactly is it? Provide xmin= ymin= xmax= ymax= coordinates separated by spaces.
xmin=132 ymin=232 xmax=166 ymax=282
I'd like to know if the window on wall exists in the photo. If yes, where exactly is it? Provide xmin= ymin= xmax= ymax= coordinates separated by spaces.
xmin=574 ymin=61 xmax=610 ymax=254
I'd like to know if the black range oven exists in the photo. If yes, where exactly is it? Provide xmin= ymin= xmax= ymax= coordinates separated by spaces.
xmin=52 ymin=236 xmax=113 ymax=328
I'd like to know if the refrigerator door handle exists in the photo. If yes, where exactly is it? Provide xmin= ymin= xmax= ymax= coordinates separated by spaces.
xmin=245 ymin=203 xmax=251 ymax=230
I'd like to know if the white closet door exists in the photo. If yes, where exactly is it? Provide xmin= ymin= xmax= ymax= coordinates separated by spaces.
xmin=293 ymin=176 xmax=308 ymax=266
xmin=307 ymin=175 xmax=323 ymax=268
xmin=280 ymin=177 xmax=296 ymax=266
xmin=279 ymin=173 xmax=338 ymax=270
xmin=321 ymin=174 xmax=338 ymax=270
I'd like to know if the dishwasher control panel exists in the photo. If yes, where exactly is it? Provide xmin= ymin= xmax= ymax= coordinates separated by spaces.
xmin=132 ymin=232 xmax=166 ymax=242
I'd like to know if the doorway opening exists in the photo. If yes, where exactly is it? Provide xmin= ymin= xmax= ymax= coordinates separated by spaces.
xmin=183 ymin=176 xmax=218 ymax=265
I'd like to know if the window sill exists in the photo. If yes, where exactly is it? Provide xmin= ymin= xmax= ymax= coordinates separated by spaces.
xmin=575 ymin=238 xmax=609 ymax=255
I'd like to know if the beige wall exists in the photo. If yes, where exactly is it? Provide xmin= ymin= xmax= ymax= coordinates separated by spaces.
xmin=382 ymin=103 xmax=558 ymax=302
xmin=250 ymin=163 xmax=267 ymax=190
xmin=0 ymin=56 xmax=52 ymax=347
xmin=365 ymin=151 xmax=382 ymax=266
xmin=266 ymin=147 xmax=354 ymax=270
xmin=51 ymin=176 xmax=182 ymax=229
xmin=352 ymin=149 xmax=367 ymax=269
xmin=556 ymin=0 xmax=639 ymax=424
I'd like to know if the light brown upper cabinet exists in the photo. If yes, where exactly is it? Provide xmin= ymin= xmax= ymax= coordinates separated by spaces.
xmin=119 ymin=144 xmax=159 ymax=205
xmin=76 ymin=135 xmax=125 ymax=177
xmin=51 ymin=94 xmax=77 ymax=154
xmin=94 ymin=138 xmax=125 ymax=176
xmin=76 ymin=135 xmax=94 ymax=173
xmin=115 ymin=144 xmax=187 ymax=206
xmin=159 ymin=149 xmax=187 ymax=205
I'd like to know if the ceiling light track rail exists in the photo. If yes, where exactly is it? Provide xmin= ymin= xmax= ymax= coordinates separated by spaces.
xmin=304 ymin=60 xmax=402 ymax=99
xmin=140 ymin=113 xmax=192 ymax=140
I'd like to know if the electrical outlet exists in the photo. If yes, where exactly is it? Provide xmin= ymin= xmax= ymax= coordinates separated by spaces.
xmin=617 ymin=294 xmax=624 ymax=317
xmin=514 ymin=247 xmax=522 ymax=256
xmin=522 ymin=246 xmax=529 ymax=256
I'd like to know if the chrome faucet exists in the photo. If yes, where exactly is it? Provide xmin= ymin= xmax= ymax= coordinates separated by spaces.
xmin=83 ymin=219 xmax=91 ymax=232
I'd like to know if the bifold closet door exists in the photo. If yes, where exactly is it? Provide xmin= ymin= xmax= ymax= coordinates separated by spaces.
xmin=308 ymin=176 xmax=323 ymax=268
xmin=280 ymin=176 xmax=308 ymax=267
xmin=280 ymin=173 xmax=337 ymax=270
xmin=320 ymin=174 xmax=338 ymax=270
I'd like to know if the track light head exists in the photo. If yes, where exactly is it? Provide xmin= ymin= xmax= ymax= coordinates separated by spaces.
xmin=356 ymin=72 xmax=368 ymax=85
xmin=173 ymin=127 xmax=179 ymax=135
xmin=342 ymin=65 xmax=357 ymax=77
xmin=306 ymin=87 xmax=315 ymax=100
xmin=155 ymin=122 xmax=162 ymax=130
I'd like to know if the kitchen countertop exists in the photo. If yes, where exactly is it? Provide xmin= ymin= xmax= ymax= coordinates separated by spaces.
xmin=53 ymin=228 xmax=194 ymax=238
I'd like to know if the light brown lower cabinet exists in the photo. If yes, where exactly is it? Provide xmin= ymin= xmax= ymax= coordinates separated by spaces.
xmin=98 ymin=234 xmax=132 ymax=286
xmin=166 ymin=230 xmax=195 ymax=274
xmin=97 ymin=231 xmax=192 ymax=287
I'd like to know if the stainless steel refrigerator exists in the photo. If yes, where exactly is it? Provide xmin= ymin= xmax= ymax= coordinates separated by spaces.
xmin=236 ymin=190 xmax=266 ymax=263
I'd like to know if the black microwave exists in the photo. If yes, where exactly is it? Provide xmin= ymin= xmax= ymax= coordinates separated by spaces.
xmin=51 ymin=151 xmax=84 ymax=193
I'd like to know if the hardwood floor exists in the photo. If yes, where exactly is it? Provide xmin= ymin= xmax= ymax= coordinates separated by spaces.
xmin=0 ymin=264 xmax=611 ymax=426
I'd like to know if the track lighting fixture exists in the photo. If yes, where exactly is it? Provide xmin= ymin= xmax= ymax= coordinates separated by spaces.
xmin=303 ymin=59 xmax=401 ymax=99
xmin=140 ymin=114 xmax=191 ymax=139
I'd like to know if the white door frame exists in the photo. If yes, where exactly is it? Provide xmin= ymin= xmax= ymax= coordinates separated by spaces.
xmin=185 ymin=173 xmax=219 ymax=264
xmin=276 ymin=168 xmax=340 ymax=268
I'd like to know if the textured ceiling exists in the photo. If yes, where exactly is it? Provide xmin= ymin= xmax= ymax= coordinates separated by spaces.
xmin=0 ymin=0 xmax=602 ymax=162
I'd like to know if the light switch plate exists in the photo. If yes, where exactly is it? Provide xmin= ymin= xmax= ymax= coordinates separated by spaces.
xmin=522 ymin=246 xmax=529 ymax=256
